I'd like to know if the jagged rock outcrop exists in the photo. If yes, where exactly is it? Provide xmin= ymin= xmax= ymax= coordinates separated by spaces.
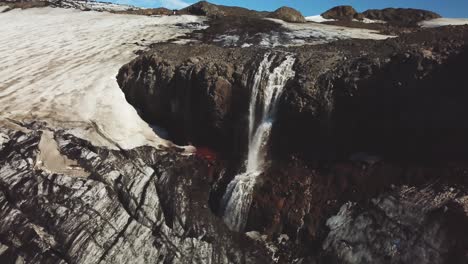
xmin=323 ymin=186 xmax=468 ymax=264
xmin=0 ymin=121 xmax=271 ymax=263
xmin=268 ymin=7 xmax=306 ymax=23
xmin=247 ymin=157 xmax=468 ymax=262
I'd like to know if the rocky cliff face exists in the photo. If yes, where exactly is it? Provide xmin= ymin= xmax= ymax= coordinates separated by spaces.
xmin=117 ymin=25 xmax=468 ymax=263
xmin=117 ymin=44 xmax=293 ymax=158
xmin=276 ymin=26 xmax=468 ymax=161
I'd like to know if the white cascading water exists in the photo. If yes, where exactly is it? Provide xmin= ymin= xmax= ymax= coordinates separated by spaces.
xmin=222 ymin=53 xmax=296 ymax=232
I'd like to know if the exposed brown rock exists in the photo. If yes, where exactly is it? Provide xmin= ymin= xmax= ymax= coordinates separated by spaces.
xmin=268 ymin=6 xmax=306 ymax=23
xmin=321 ymin=5 xmax=359 ymax=21
xmin=363 ymin=7 xmax=441 ymax=26
xmin=180 ymin=1 xmax=265 ymax=18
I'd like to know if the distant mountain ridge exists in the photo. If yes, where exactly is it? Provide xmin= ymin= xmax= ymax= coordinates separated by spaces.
xmin=321 ymin=5 xmax=441 ymax=26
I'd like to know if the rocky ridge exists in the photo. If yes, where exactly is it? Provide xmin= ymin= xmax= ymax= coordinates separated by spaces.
xmin=321 ymin=5 xmax=441 ymax=25
xmin=180 ymin=1 xmax=306 ymax=24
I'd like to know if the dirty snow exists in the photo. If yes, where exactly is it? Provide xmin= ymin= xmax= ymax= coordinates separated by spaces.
xmin=36 ymin=130 xmax=90 ymax=177
xmin=0 ymin=7 xmax=204 ymax=149
xmin=353 ymin=18 xmax=386 ymax=24
xmin=214 ymin=18 xmax=393 ymax=48
xmin=419 ymin=18 xmax=468 ymax=28
xmin=268 ymin=18 xmax=393 ymax=46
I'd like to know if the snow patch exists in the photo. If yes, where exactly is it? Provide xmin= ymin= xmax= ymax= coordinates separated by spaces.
xmin=305 ymin=15 xmax=336 ymax=23
xmin=0 ymin=7 xmax=204 ymax=149
xmin=213 ymin=35 xmax=240 ymax=46
xmin=0 ymin=6 xmax=9 ymax=13
xmin=419 ymin=18 xmax=468 ymax=28
xmin=353 ymin=18 xmax=387 ymax=24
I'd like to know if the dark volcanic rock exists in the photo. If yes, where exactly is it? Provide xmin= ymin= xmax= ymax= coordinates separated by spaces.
xmin=275 ymin=26 xmax=468 ymax=162
xmin=268 ymin=6 xmax=306 ymax=23
xmin=363 ymin=8 xmax=441 ymax=26
xmin=321 ymin=5 xmax=359 ymax=21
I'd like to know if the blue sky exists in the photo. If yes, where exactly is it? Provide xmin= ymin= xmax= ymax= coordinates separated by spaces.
xmin=111 ymin=0 xmax=468 ymax=18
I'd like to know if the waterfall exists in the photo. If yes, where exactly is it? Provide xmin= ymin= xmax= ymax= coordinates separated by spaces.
xmin=222 ymin=53 xmax=296 ymax=232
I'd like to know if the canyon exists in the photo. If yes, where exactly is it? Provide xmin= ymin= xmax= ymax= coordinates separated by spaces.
xmin=1 ymin=1 xmax=468 ymax=263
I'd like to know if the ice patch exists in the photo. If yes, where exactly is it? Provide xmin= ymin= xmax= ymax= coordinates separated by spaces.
xmin=0 ymin=7 xmax=204 ymax=149
xmin=419 ymin=18 xmax=468 ymax=28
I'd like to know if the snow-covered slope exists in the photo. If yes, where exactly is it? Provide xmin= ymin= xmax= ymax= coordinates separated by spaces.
xmin=0 ymin=7 xmax=204 ymax=149
xmin=419 ymin=18 xmax=468 ymax=28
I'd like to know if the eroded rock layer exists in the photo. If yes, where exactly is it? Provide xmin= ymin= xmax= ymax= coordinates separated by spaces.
xmin=0 ymin=122 xmax=271 ymax=263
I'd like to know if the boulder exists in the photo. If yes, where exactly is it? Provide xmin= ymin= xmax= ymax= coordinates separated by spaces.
xmin=321 ymin=5 xmax=358 ymax=21
xmin=180 ymin=1 xmax=264 ymax=18
xmin=180 ymin=1 xmax=224 ymax=17
xmin=268 ymin=6 xmax=306 ymax=23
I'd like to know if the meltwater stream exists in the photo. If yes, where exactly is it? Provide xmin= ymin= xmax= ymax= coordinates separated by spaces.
xmin=222 ymin=53 xmax=296 ymax=232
